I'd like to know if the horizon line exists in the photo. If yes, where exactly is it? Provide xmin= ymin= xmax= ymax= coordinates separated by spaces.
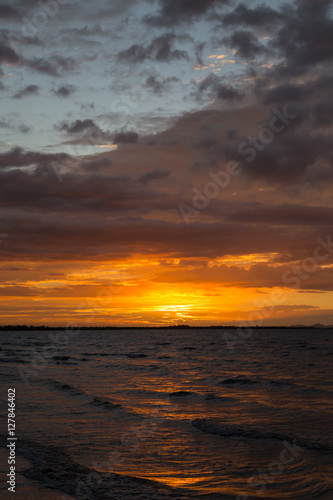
xmin=0 ymin=324 xmax=332 ymax=330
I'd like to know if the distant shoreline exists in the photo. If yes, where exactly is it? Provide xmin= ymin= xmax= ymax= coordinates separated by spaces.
xmin=0 ymin=325 xmax=332 ymax=331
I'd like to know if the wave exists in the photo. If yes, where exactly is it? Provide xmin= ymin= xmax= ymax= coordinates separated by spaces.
xmin=218 ymin=376 xmax=333 ymax=395
xmin=0 ymin=357 xmax=29 ymax=363
xmin=44 ymin=379 xmax=86 ymax=396
xmin=168 ymin=390 xmax=235 ymax=403
xmin=169 ymin=390 xmax=196 ymax=397
xmin=125 ymin=353 xmax=148 ymax=358
xmin=51 ymin=355 xmax=78 ymax=365
xmin=192 ymin=419 xmax=333 ymax=453
xmin=0 ymin=435 xmax=199 ymax=499
xmin=218 ymin=375 xmax=296 ymax=388
xmin=42 ymin=379 xmax=122 ymax=412
xmin=89 ymin=397 xmax=121 ymax=411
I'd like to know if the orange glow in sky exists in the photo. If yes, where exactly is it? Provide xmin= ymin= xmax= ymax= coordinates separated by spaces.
xmin=1 ymin=254 xmax=332 ymax=326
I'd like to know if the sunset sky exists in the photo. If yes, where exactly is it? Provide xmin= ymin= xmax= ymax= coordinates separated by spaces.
xmin=1 ymin=0 xmax=333 ymax=326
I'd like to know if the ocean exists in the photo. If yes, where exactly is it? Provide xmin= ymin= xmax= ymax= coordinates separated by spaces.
xmin=0 ymin=327 xmax=332 ymax=499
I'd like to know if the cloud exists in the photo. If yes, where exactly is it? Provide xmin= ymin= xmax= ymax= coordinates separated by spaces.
xmin=51 ymin=85 xmax=77 ymax=98
xmin=57 ymin=119 xmax=98 ymax=134
xmin=13 ymin=84 xmax=39 ymax=99
xmin=144 ymin=0 xmax=217 ymax=27
xmin=0 ymin=147 xmax=70 ymax=169
xmin=18 ymin=124 xmax=31 ymax=134
xmin=56 ymin=119 xmax=115 ymax=146
xmin=138 ymin=168 xmax=170 ymax=184
xmin=0 ymin=40 xmax=20 ymax=64
xmin=0 ymin=5 xmax=20 ymax=19
xmin=113 ymin=131 xmax=139 ymax=143
xmin=222 ymin=30 xmax=266 ymax=59
xmin=263 ymin=84 xmax=308 ymax=104
xmin=270 ymin=0 xmax=333 ymax=76
xmin=118 ymin=33 xmax=189 ymax=63
xmin=223 ymin=4 xmax=284 ymax=27
xmin=66 ymin=24 xmax=108 ymax=37
xmin=312 ymin=100 xmax=333 ymax=129
xmin=0 ymin=206 xmax=330 ymax=264
xmin=0 ymin=167 xmax=172 ymax=218
xmin=145 ymin=75 xmax=165 ymax=94
xmin=144 ymin=75 xmax=179 ymax=94
xmin=81 ymin=157 xmax=113 ymax=172
xmin=195 ymin=74 xmax=243 ymax=102
xmin=0 ymin=120 xmax=31 ymax=134
xmin=228 ymin=203 xmax=333 ymax=227
xmin=26 ymin=56 xmax=78 ymax=77
xmin=236 ymin=129 xmax=333 ymax=184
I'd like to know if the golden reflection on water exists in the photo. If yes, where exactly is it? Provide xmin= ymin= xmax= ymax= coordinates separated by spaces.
xmin=149 ymin=475 xmax=211 ymax=488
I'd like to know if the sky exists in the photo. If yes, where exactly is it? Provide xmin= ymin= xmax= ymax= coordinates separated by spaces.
xmin=0 ymin=0 xmax=333 ymax=326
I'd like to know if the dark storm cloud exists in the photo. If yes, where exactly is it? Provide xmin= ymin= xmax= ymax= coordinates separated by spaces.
xmin=237 ymin=130 xmax=333 ymax=184
xmin=0 ymin=147 xmax=70 ymax=169
xmin=51 ymin=85 xmax=77 ymax=98
xmin=312 ymin=101 xmax=333 ymax=129
xmin=0 ymin=167 xmax=172 ymax=215
xmin=223 ymin=3 xmax=284 ymax=27
xmin=0 ymin=206 xmax=329 ymax=263
xmin=141 ymin=104 xmax=331 ymax=185
xmin=117 ymin=44 xmax=147 ymax=63
xmin=270 ymin=0 xmax=333 ymax=76
xmin=144 ymin=75 xmax=179 ymax=94
xmin=222 ymin=30 xmax=266 ymax=58
xmin=195 ymin=74 xmax=243 ymax=102
xmin=138 ymin=168 xmax=170 ymax=184
xmin=194 ymin=42 xmax=205 ymax=66
xmin=26 ymin=56 xmax=78 ymax=77
xmin=229 ymin=203 xmax=333 ymax=226
xmin=57 ymin=119 xmax=98 ymax=135
xmin=56 ymin=120 xmax=140 ymax=145
xmin=145 ymin=75 xmax=165 ymax=94
xmin=0 ymin=40 xmax=20 ymax=64
xmin=13 ymin=84 xmax=39 ymax=99
xmin=118 ymin=33 xmax=189 ymax=63
xmin=0 ymin=4 xmax=20 ymax=19
xmin=144 ymin=0 xmax=217 ymax=27
xmin=263 ymin=84 xmax=308 ymax=104
xmin=260 ymin=74 xmax=333 ymax=112
xmin=217 ymin=84 xmax=243 ymax=101
xmin=81 ymin=157 xmax=113 ymax=172
xmin=56 ymin=119 xmax=117 ymax=144
xmin=113 ymin=131 xmax=139 ymax=143
xmin=149 ymin=33 xmax=189 ymax=61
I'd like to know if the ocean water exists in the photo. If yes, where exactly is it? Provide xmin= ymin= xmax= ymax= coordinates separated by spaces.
xmin=0 ymin=327 xmax=332 ymax=499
